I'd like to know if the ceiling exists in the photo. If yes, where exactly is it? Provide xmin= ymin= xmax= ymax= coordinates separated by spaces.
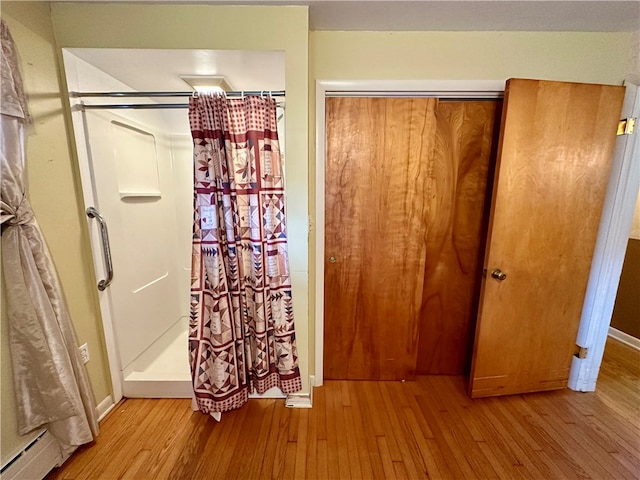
xmin=63 ymin=0 xmax=640 ymax=32
xmin=306 ymin=1 xmax=640 ymax=31
xmin=69 ymin=48 xmax=286 ymax=93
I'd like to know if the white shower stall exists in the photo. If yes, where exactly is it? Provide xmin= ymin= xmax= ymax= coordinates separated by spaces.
xmin=63 ymin=48 xmax=286 ymax=402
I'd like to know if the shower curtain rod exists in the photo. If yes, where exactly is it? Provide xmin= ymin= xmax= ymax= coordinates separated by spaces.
xmin=73 ymin=90 xmax=285 ymax=110
xmin=79 ymin=102 xmax=285 ymax=110
xmin=81 ymin=103 xmax=190 ymax=110
xmin=72 ymin=90 xmax=285 ymax=98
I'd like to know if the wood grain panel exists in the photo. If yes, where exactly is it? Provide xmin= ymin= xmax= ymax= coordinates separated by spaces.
xmin=469 ymin=79 xmax=625 ymax=397
xmin=417 ymin=100 xmax=501 ymax=375
xmin=324 ymin=97 xmax=437 ymax=380
xmin=47 ymin=338 xmax=640 ymax=480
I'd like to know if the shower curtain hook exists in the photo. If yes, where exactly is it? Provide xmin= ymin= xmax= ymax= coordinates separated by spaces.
xmin=192 ymin=90 xmax=199 ymax=98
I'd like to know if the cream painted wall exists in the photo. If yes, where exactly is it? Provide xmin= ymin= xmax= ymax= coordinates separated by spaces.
xmin=0 ymin=2 xmax=111 ymax=466
xmin=311 ymin=31 xmax=635 ymax=83
xmin=630 ymin=190 xmax=640 ymax=240
xmin=50 ymin=3 xmax=311 ymax=392
xmin=627 ymin=31 xmax=640 ymax=86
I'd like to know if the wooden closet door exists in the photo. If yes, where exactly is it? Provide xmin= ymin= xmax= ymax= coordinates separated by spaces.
xmin=324 ymin=97 xmax=437 ymax=380
xmin=469 ymin=79 xmax=625 ymax=397
xmin=417 ymin=100 xmax=501 ymax=374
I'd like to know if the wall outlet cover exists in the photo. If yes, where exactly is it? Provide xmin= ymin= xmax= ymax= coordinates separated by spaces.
xmin=79 ymin=343 xmax=90 ymax=364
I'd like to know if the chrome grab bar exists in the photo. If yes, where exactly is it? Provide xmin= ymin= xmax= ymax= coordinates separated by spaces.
xmin=86 ymin=207 xmax=114 ymax=291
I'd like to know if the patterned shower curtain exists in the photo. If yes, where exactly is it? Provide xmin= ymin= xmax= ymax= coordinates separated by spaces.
xmin=188 ymin=94 xmax=302 ymax=414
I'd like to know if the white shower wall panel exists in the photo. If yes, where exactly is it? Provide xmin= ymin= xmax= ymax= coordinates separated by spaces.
xmin=64 ymin=50 xmax=192 ymax=392
xmin=170 ymin=134 xmax=195 ymax=306
xmin=82 ymin=109 xmax=186 ymax=374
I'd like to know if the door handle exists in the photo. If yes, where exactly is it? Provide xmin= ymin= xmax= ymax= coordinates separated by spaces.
xmin=328 ymin=256 xmax=337 ymax=264
xmin=491 ymin=269 xmax=507 ymax=281
xmin=87 ymin=207 xmax=114 ymax=291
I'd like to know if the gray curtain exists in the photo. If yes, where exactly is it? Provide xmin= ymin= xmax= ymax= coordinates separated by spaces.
xmin=1 ymin=20 xmax=98 ymax=459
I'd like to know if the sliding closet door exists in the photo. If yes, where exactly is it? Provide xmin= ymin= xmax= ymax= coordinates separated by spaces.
xmin=324 ymin=97 xmax=437 ymax=380
xmin=417 ymin=100 xmax=501 ymax=374
xmin=469 ymin=79 xmax=625 ymax=397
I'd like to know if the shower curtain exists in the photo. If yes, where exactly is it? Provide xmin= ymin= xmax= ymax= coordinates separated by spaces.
xmin=189 ymin=93 xmax=302 ymax=415
xmin=1 ymin=20 xmax=98 ymax=458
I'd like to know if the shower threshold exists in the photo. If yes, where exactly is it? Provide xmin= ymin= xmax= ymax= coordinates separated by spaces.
xmin=122 ymin=320 xmax=192 ymax=398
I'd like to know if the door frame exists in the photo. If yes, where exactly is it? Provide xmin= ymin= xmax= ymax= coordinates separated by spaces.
xmin=63 ymin=49 xmax=123 ymax=404
xmin=314 ymin=79 xmax=638 ymax=389
xmin=569 ymin=82 xmax=640 ymax=391
xmin=314 ymin=80 xmax=503 ymax=386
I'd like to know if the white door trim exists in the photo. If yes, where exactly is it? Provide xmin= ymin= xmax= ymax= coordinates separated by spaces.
xmin=314 ymin=79 xmax=504 ymax=386
xmin=314 ymin=78 xmax=636 ymax=390
xmin=569 ymin=81 xmax=640 ymax=391
xmin=63 ymin=50 xmax=124 ymax=403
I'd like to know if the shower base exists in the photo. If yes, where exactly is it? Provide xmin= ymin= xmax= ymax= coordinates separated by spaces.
xmin=120 ymin=319 xmax=286 ymax=399
xmin=123 ymin=319 xmax=192 ymax=398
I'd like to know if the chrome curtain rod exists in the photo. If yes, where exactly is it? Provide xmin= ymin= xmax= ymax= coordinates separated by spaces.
xmin=73 ymin=90 xmax=286 ymax=110
xmin=71 ymin=90 xmax=285 ymax=98
xmin=81 ymin=103 xmax=190 ymax=110
xmin=79 ymin=102 xmax=286 ymax=110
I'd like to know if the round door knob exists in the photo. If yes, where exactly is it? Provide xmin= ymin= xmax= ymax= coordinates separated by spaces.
xmin=329 ymin=256 xmax=337 ymax=263
xmin=491 ymin=269 xmax=507 ymax=281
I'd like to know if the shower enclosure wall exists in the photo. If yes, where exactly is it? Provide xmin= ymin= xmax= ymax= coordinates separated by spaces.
xmin=63 ymin=48 xmax=286 ymax=402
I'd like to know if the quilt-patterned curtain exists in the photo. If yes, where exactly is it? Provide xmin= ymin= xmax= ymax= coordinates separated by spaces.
xmin=189 ymin=94 xmax=301 ymax=414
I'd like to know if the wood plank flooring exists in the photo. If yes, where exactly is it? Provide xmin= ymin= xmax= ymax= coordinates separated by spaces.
xmin=46 ymin=338 xmax=640 ymax=479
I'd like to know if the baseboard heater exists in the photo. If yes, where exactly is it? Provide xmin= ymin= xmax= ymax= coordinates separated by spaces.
xmin=0 ymin=430 xmax=62 ymax=480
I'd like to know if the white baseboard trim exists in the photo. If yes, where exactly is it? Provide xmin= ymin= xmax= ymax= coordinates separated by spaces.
xmin=96 ymin=395 xmax=115 ymax=422
xmin=285 ymin=394 xmax=313 ymax=408
xmin=608 ymin=327 xmax=640 ymax=351
xmin=0 ymin=431 xmax=62 ymax=480
xmin=285 ymin=375 xmax=315 ymax=409
xmin=123 ymin=379 xmax=193 ymax=399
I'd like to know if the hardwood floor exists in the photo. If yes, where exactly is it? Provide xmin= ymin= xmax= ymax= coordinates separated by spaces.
xmin=47 ymin=338 xmax=640 ymax=479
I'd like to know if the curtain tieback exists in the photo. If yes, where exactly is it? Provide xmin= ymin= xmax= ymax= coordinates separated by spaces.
xmin=0 ymin=194 xmax=34 ymax=227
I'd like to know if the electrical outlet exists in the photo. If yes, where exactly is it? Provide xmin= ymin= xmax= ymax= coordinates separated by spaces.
xmin=79 ymin=343 xmax=90 ymax=364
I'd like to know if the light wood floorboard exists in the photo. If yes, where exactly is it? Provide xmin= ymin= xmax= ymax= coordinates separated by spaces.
xmin=46 ymin=338 xmax=640 ymax=479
